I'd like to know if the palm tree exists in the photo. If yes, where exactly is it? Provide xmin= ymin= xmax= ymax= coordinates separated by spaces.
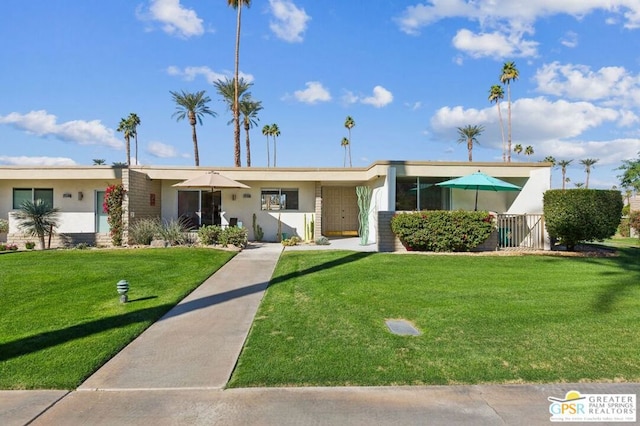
xmin=513 ymin=144 xmax=523 ymax=156
xmin=344 ymin=116 xmax=355 ymax=167
xmin=270 ymin=123 xmax=280 ymax=167
xmin=542 ymin=156 xmax=556 ymax=187
xmin=488 ymin=85 xmax=506 ymax=162
xmin=214 ymin=77 xmax=253 ymax=166
xmin=574 ymin=182 xmax=585 ymax=188
xmin=170 ymin=90 xmax=217 ymax=167
xmin=341 ymin=137 xmax=349 ymax=167
xmin=238 ymin=95 xmax=262 ymax=167
xmin=14 ymin=199 xmax=60 ymax=250
xmin=128 ymin=113 xmax=141 ymax=165
xmin=500 ymin=61 xmax=519 ymax=163
xmin=558 ymin=159 xmax=573 ymax=190
xmin=117 ymin=117 xmax=134 ymax=166
xmin=580 ymin=158 xmax=599 ymax=189
xmin=92 ymin=159 xmax=106 ymax=165
xmin=524 ymin=145 xmax=534 ymax=157
xmin=262 ymin=124 xmax=271 ymax=167
xmin=456 ymin=124 xmax=484 ymax=162
xmin=228 ymin=0 xmax=253 ymax=167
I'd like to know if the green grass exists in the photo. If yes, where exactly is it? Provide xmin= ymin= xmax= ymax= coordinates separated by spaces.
xmin=0 ymin=248 xmax=234 ymax=389
xmin=603 ymin=236 xmax=640 ymax=248
xmin=229 ymin=249 xmax=640 ymax=387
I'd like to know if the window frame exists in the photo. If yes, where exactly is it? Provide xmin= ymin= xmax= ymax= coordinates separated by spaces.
xmin=12 ymin=188 xmax=54 ymax=209
xmin=260 ymin=188 xmax=299 ymax=211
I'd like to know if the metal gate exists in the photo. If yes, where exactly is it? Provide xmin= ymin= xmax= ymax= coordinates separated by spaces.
xmin=497 ymin=214 xmax=545 ymax=250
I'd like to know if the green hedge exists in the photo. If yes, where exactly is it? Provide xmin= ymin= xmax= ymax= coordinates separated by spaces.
xmin=543 ymin=189 xmax=623 ymax=250
xmin=390 ymin=210 xmax=494 ymax=252
xmin=198 ymin=225 xmax=248 ymax=248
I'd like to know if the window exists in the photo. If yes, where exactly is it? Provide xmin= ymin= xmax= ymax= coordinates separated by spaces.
xmin=13 ymin=188 xmax=54 ymax=209
xmin=261 ymin=188 xmax=299 ymax=210
xmin=395 ymin=177 xmax=450 ymax=211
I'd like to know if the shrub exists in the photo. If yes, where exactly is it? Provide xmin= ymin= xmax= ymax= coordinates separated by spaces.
xmin=630 ymin=210 xmax=640 ymax=237
xmin=219 ymin=226 xmax=248 ymax=248
xmin=282 ymin=236 xmax=301 ymax=246
xmin=315 ymin=236 xmax=330 ymax=245
xmin=25 ymin=241 xmax=36 ymax=249
xmin=544 ymin=189 xmax=623 ymax=251
xmin=129 ymin=217 xmax=162 ymax=245
xmin=1 ymin=243 xmax=18 ymax=251
xmin=0 ymin=218 xmax=8 ymax=233
xmin=198 ymin=225 xmax=223 ymax=245
xmin=618 ymin=217 xmax=630 ymax=237
xmin=159 ymin=218 xmax=190 ymax=246
xmin=103 ymin=184 xmax=125 ymax=246
xmin=390 ymin=210 xmax=494 ymax=252
xmin=74 ymin=243 xmax=90 ymax=250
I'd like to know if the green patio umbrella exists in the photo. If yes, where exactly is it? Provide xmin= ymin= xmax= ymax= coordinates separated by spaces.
xmin=435 ymin=171 xmax=521 ymax=210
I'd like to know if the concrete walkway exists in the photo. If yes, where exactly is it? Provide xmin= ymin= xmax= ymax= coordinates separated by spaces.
xmin=1 ymin=242 xmax=638 ymax=425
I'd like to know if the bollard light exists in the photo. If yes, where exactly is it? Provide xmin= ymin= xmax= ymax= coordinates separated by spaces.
xmin=117 ymin=280 xmax=129 ymax=303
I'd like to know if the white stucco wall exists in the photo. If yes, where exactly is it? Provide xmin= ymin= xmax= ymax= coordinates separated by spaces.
xmin=507 ymin=168 xmax=550 ymax=214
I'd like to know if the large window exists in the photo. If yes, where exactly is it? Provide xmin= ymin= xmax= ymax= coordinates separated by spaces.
xmin=261 ymin=188 xmax=299 ymax=211
xmin=13 ymin=188 xmax=54 ymax=209
xmin=396 ymin=177 xmax=450 ymax=211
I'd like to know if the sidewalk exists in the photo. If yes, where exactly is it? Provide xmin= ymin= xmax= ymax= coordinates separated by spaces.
xmin=1 ymin=243 xmax=638 ymax=425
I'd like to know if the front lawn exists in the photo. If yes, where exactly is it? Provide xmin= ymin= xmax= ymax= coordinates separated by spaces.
xmin=0 ymin=248 xmax=234 ymax=389
xmin=229 ymin=249 xmax=640 ymax=387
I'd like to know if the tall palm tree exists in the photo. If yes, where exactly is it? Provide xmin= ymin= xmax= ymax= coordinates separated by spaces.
xmin=488 ymin=85 xmax=506 ymax=162
xmin=15 ymin=199 xmax=60 ymax=250
xmin=214 ymin=77 xmax=253 ymax=165
xmin=92 ymin=159 xmax=106 ymax=165
xmin=340 ymin=137 xmax=349 ymax=167
xmin=344 ymin=116 xmax=355 ymax=167
xmin=580 ymin=158 xmax=599 ymax=189
xmin=524 ymin=145 xmax=534 ymax=157
xmin=558 ymin=159 xmax=573 ymax=190
xmin=117 ymin=117 xmax=134 ymax=166
xmin=228 ymin=0 xmax=252 ymax=167
xmin=542 ymin=156 xmax=556 ymax=188
xmin=500 ymin=61 xmax=519 ymax=163
xmin=513 ymin=144 xmax=523 ymax=156
xmin=456 ymin=124 xmax=484 ymax=162
xmin=262 ymin=124 xmax=271 ymax=167
xmin=128 ymin=113 xmax=141 ymax=165
xmin=238 ymin=95 xmax=262 ymax=167
xmin=170 ymin=90 xmax=217 ymax=167
xmin=270 ymin=123 xmax=280 ymax=167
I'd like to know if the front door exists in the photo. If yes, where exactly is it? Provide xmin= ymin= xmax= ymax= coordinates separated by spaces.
xmin=96 ymin=191 xmax=109 ymax=233
xmin=322 ymin=187 xmax=359 ymax=237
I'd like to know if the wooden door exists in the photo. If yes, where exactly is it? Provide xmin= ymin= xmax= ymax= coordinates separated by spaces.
xmin=322 ymin=187 xmax=359 ymax=236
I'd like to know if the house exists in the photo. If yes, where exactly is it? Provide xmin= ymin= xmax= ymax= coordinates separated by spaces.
xmin=0 ymin=161 xmax=551 ymax=251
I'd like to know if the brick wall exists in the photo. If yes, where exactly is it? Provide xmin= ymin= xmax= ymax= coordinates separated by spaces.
xmin=8 ymin=232 xmax=112 ymax=249
xmin=123 ymin=169 xmax=162 ymax=244
xmin=314 ymin=182 xmax=322 ymax=240
xmin=377 ymin=211 xmax=404 ymax=252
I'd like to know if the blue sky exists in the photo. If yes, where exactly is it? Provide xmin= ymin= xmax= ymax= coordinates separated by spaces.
xmin=1 ymin=1 xmax=640 ymax=189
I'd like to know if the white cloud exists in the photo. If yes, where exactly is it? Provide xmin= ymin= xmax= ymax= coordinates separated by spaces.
xmin=139 ymin=0 xmax=204 ymax=38
xmin=0 ymin=110 xmax=123 ymax=149
xmin=292 ymin=81 xmax=331 ymax=104
xmin=0 ymin=156 xmax=76 ymax=166
xmin=167 ymin=65 xmax=254 ymax=84
xmin=269 ymin=0 xmax=311 ymax=43
xmin=341 ymin=86 xmax=394 ymax=108
xmin=560 ymin=31 xmax=578 ymax=48
xmin=147 ymin=141 xmax=182 ymax=158
xmin=395 ymin=1 xmax=640 ymax=58
xmin=452 ymin=28 xmax=538 ymax=58
xmin=361 ymin=86 xmax=394 ymax=108
xmin=396 ymin=1 xmax=640 ymax=35
xmin=534 ymin=62 xmax=640 ymax=108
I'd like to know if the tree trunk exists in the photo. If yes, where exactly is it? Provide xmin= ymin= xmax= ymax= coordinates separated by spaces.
xmin=245 ymin=121 xmax=251 ymax=167
xmin=507 ymin=83 xmax=512 ymax=163
xmin=126 ymin=135 xmax=131 ymax=166
xmin=233 ymin=4 xmax=242 ymax=167
xmin=273 ymin=137 xmax=277 ymax=167
xmin=191 ymin=121 xmax=199 ymax=167
xmin=497 ymin=101 xmax=506 ymax=162
xmin=468 ymin=139 xmax=473 ymax=162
